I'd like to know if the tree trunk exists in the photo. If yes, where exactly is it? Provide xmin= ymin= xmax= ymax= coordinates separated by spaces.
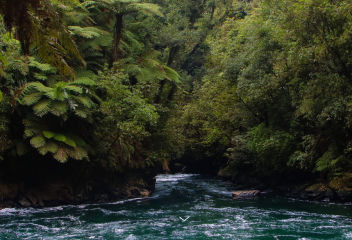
xmin=112 ymin=13 xmax=123 ymax=63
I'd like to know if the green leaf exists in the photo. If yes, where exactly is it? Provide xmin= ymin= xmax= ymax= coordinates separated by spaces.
xmin=33 ymin=99 xmax=51 ymax=117
xmin=50 ymin=101 xmax=68 ymax=116
xmin=67 ymin=146 xmax=88 ymax=160
xmin=43 ymin=130 xmax=56 ymax=139
xmin=70 ymin=77 xmax=96 ymax=86
xmin=64 ymin=137 xmax=77 ymax=148
xmin=53 ymin=148 xmax=69 ymax=163
xmin=30 ymin=136 xmax=46 ymax=148
xmin=20 ymin=92 xmax=43 ymax=106
xmin=54 ymin=134 xmax=67 ymax=142
xmin=38 ymin=142 xmax=59 ymax=155
xmin=0 ymin=52 xmax=8 ymax=66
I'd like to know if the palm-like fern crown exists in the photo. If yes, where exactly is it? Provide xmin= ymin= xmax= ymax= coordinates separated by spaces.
xmin=17 ymin=77 xmax=95 ymax=163
xmin=96 ymin=0 xmax=163 ymax=16
xmin=18 ymin=78 xmax=96 ymax=118
xmin=23 ymin=116 xmax=89 ymax=163
xmin=122 ymin=50 xmax=180 ymax=84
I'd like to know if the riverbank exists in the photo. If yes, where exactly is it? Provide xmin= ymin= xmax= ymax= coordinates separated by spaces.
xmin=225 ymin=173 xmax=352 ymax=203
xmin=0 ymin=160 xmax=156 ymax=209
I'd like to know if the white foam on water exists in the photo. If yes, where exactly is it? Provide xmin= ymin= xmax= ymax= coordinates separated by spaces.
xmin=155 ymin=174 xmax=199 ymax=182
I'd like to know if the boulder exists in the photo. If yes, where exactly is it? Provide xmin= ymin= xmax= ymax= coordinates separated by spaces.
xmin=300 ymin=183 xmax=335 ymax=201
xmin=232 ymin=190 xmax=260 ymax=199
xmin=18 ymin=198 xmax=31 ymax=207
xmin=139 ymin=189 xmax=151 ymax=198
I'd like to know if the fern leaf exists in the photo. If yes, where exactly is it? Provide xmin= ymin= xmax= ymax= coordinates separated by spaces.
xmin=53 ymin=147 xmax=69 ymax=163
xmin=127 ymin=3 xmax=163 ymax=17
xmin=163 ymin=65 xmax=180 ymax=83
xmin=29 ymin=57 xmax=56 ymax=73
xmin=65 ymin=85 xmax=83 ymax=94
xmin=70 ymin=77 xmax=96 ymax=86
xmin=74 ymin=109 xmax=88 ymax=118
xmin=38 ymin=142 xmax=59 ymax=155
xmin=43 ymin=130 xmax=56 ymax=139
xmin=72 ymin=96 xmax=94 ymax=108
xmin=33 ymin=99 xmax=51 ymax=117
xmin=20 ymin=92 xmax=43 ymax=106
xmin=64 ymin=137 xmax=77 ymax=148
xmin=50 ymin=101 xmax=68 ymax=116
xmin=68 ymin=146 xmax=88 ymax=160
xmin=68 ymin=26 xmax=105 ymax=39
xmin=30 ymin=135 xmax=46 ymax=148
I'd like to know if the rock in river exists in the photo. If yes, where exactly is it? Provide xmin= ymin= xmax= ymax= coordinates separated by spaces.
xmin=232 ymin=190 xmax=260 ymax=199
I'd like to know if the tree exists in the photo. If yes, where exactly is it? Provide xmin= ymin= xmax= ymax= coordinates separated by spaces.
xmin=93 ymin=0 xmax=162 ymax=63
xmin=0 ymin=0 xmax=85 ymax=77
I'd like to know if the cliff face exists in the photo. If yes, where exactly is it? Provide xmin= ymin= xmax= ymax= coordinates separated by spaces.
xmin=0 ymin=159 xmax=157 ymax=209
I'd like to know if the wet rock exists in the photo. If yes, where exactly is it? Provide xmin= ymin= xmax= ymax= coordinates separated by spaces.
xmin=0 ymin=183 xmax=19 ymax=200
xmin=26 ymin=193 xmax=38 ymax=206
xmin=18 ymin=198 xmax=31 ymax=207
xmin=139 ymin=189 xmax=151 ymax=198
xmin=299 ymin=183 xmax=335 ymax=201
xmin=232 ymin=190 xmax=260 ymax=199
xmin=328 ymin=175 xmax=352 ymax=202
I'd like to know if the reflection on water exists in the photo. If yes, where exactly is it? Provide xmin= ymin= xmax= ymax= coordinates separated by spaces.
xmin=0 ymin=174 xmax=351 ymax=239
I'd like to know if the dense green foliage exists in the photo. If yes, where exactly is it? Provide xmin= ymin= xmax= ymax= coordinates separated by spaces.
xmin=1 ymin=0 xmax=352 ymax=190
xmin=0 ymin=0 xmax=180 ymax=174
xmin=172 ymin=0 xmax=352 ymax=183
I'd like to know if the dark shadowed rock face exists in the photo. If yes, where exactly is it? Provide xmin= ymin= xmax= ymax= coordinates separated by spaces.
xmin=0 ymin=160 xmax=157 ymax=209
xmin=0 ymin=178 xmax=154 ymax=209
xmin=232 ymin=190 xmax=260 ymax=199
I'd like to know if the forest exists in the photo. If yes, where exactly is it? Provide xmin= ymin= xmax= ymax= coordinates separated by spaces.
xmin=0 ymin=0 xmax=352 ymax=207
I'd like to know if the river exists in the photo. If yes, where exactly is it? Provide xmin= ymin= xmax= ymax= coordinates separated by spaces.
xmin=0 ymin=174 xmax=351 ymax=239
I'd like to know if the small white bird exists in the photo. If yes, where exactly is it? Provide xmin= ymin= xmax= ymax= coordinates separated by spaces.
xmin=179 ymin=216 xmax=190 ymax=222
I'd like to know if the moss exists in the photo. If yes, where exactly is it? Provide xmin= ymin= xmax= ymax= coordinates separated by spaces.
xmin=328 ymin=173 xmax=352 ymax=192
xmin=305 ymin=183 xmax=329 ymax=192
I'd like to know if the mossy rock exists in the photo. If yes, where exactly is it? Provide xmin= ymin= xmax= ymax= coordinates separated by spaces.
xmin=305 ymin=183 xmax=329 ymax=192
xmin=328 ymin=173 xmax=352 ymax=193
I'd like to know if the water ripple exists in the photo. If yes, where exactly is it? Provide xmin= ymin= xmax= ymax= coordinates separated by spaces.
xmin=0 ymin=174 xmax=351 ymax=239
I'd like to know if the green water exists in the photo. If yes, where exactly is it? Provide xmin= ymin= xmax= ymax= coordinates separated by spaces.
xmin=0 ymin=174 xmax=352 ymax=239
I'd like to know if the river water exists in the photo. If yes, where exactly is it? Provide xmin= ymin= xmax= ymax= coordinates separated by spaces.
xmin=0 ymin=174 xmax=352 ymax=239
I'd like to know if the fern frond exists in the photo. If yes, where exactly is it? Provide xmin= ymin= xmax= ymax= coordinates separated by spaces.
xmin=68 ymin=146 xmax=88 ymax=160
xmin=70 ymin=77 xmax=96 ymax=86
xmin=50 ymin=101 xmax=69 ymax=116
xmin=19 ymin=82 xmax=52 ymax=99
xmin=30 ymin=136 xmax=46 ymax=148
xmin=74 ymin=109 xmax=88 ymax=118
xmin=163 ymin=65 xmax=181 ymax=83
xmin=72 ymin=96 xmax=94 ymax=108
xmin=29 ymin=57 xmax=56 ymax=73
xmin=20 ymin=92 xmax=43 ymax=106
xmin=54 ymin=147 xmax=69 ymax=163
xmin=38 ymin=142 xmax=59 ymax=155
xmin=65 ymin=85 xmax=83 ymax=94
xmin=33 ymin=99 xmax=51 ymax=117
xmin=68 ymin=26 xmax=104 ymax=39
xmin=127 ymin=3 xmax=163 ymax=17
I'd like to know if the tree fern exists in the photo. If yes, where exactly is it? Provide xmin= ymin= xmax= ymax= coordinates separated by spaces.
xmin=0 ymin=0 xmax=85 ymax=77
xmin=18 ymin=79 xmax=96 ymax=118
xmin=91 ymin=0 xmax=163 ymax=62
xmin=23 ymin=117 xmax=89 ymax=163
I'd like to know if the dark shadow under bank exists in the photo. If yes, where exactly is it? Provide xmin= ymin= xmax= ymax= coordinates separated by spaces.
xmin=0 ymin=158 xmax=157 ymax=209
xmin=169 ymin=156 xmax=352 ymax=203
xmin=1 ymin=154 xmax=351 ymax=209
